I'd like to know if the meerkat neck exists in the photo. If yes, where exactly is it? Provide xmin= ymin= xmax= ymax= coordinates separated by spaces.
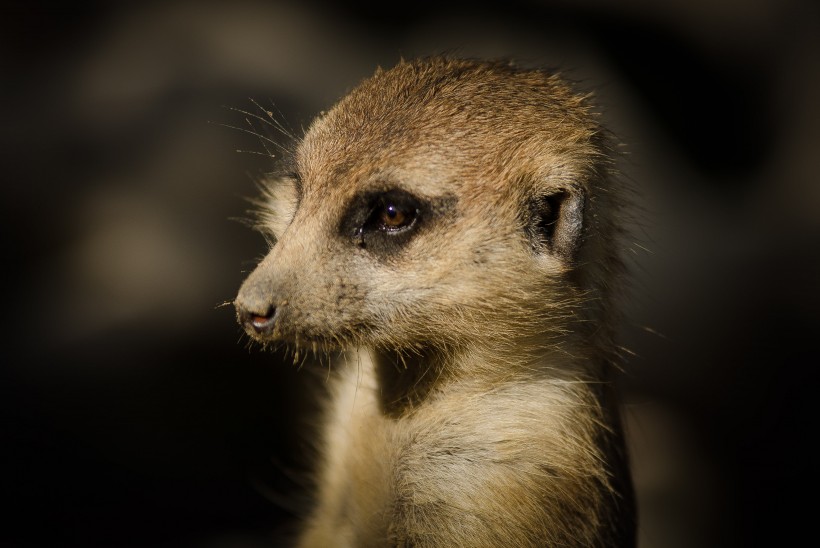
xmin=369 ymin=335 xmax=602 ymax=418
xmin=370 ymin=346 xmax=448 ymax=418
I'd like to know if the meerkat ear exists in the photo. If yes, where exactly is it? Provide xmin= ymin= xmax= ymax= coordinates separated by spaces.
xmin=527 ymin=186 xmax=585 ymax=261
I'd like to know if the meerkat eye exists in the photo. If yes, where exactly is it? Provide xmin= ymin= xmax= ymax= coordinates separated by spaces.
xmin=374 ymin=201 xmax=416 ymax=231
xmin=364 ymin=191 xmax=420 ymax=234
xmin=381 ymin=204 xmax=405 ymax=226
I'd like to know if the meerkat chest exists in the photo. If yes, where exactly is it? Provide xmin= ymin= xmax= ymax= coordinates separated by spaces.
xmin=310 ymin=355 xmax=398 ymax=544
xmin=316 ymin=355 xmax=608 ymax=546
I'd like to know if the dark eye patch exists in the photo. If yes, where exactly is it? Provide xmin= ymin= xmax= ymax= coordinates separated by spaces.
xmin=339 ymin=188 xmax=456 ymax=257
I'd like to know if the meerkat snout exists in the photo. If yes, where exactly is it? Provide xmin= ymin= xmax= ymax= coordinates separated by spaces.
xmin=235 ymin=255 xmax=280 ymax=337
xmin=236 ymin=304 xmax=276 ymax=336
xmin=234 ymin=57 xmax=636 ymax=547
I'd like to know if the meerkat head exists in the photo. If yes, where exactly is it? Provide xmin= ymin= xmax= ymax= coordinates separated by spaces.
xmin=235 ymin=57 xmax=623 ymax=356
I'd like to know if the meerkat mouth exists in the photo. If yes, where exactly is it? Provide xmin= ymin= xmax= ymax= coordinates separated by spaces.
xmin=235 ymin=302 xmax=277 ymax=338
xmin=250 ymin=313 xmax=273 ymax=332
xmin=239 ymin=309 xmax=361 ymax=354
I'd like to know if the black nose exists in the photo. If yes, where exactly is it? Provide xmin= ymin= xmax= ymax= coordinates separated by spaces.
xmin=236 ymin=304 xmax=277 ymax=336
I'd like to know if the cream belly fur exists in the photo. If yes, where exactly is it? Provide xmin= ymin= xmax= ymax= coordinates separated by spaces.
xmin=234 ymin=56 xmax=637 ymax=547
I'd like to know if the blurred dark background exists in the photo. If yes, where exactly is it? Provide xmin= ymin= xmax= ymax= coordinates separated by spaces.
xmin=2 ymin=1 xmax=818 ymax=547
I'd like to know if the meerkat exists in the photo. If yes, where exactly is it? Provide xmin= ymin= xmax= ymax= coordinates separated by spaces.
xmin=234 ymin=57 xmax=637 ymax=547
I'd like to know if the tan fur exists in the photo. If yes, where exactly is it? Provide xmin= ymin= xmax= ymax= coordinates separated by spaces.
xmin=235 ymin=57 xmax=636 ymax=547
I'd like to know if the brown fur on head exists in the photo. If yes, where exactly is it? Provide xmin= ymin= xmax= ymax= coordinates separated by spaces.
xmin=236 ymin=57 xmax=624 ymax=363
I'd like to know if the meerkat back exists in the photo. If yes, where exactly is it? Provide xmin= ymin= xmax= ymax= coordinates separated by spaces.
xmin=235 ymin=57 xmax=636 ymax=547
